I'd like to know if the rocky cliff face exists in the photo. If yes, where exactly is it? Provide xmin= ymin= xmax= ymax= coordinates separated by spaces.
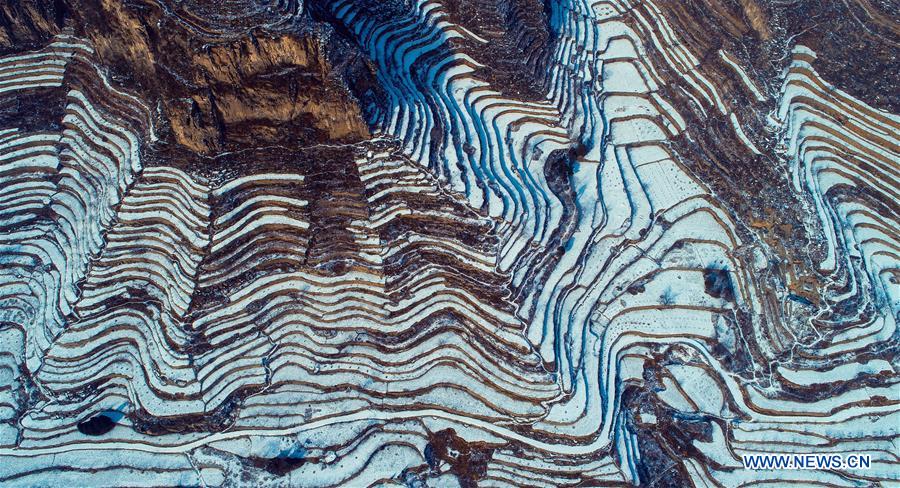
xmin=5 ymin=0 xmax=371 ymax=154
xmin=0 ymin=0 xmax=897 ymax=486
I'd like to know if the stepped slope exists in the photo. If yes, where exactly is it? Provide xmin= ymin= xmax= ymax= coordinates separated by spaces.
xmin=0 ymin=0 xmax=897 ymax=486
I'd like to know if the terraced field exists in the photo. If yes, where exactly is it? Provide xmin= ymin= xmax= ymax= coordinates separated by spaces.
xmin=0 ymin=0 xmax=897 ymax=486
